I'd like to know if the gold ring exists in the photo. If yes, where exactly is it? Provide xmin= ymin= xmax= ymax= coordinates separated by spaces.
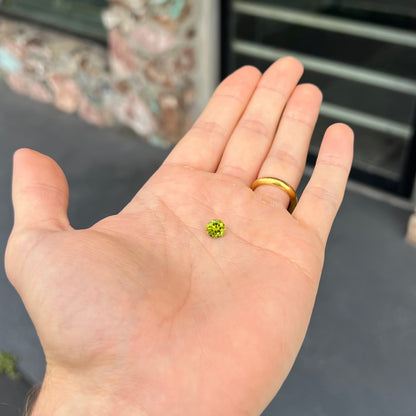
xmin=251 ymin=177 xmax=298 ymax=213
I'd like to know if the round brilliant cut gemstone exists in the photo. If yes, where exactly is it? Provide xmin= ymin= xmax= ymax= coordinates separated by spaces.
xmin=206 ymin=219 xmax=225 ymax=238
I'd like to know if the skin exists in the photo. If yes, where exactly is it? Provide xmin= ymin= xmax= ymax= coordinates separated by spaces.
xmin=5 ymin=57 xmax=353 ymax=416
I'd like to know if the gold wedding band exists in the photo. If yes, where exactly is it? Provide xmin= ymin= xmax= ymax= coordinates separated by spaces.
xmin=251 ymin=177 xmax=298 ymax=214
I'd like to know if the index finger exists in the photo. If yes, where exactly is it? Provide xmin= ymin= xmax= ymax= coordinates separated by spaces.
xmin=164 ymin=65 xmax=261 ymax=171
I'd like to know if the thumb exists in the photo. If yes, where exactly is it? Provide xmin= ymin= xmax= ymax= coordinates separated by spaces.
xmin=12 ymin=148 xmax=71 ymax=232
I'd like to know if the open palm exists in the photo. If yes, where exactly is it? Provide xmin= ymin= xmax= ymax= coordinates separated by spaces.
xmin=5 ymin=58 xmax=353 ymax=416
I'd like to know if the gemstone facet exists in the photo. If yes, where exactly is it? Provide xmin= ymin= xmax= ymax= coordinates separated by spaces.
xmin=206 ymin=219 xmax=225 ymax=238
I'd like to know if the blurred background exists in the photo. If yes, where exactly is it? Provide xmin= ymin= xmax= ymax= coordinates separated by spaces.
xmin=0 ymin=1 xmax=416 ymax=415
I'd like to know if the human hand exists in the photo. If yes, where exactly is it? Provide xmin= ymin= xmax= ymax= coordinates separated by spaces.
xmin=5 ymin=58 xmax=353 ymax=416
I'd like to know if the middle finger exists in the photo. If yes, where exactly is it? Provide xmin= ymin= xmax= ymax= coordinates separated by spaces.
xmin=216 ymin=57 xmax=304 ymax=184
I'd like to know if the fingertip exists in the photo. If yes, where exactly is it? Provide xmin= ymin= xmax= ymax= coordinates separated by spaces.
xmin=226 ymin=65 xmax=262 ymax=86
xmin=13 ymin=149 xmax=34 ymax=179
xmin=296 ymin=83 xmax=323 ymax=102
xmin=14 ymin=148 xmax=47 ymax=168
xmin=13 ymin=147 xmax=33 ymax=163
xmin=13 ymin=148 xmax=63 ymax=175
xmin=261 ymin=56 xmax=304 ymax=90
xmin=238 ymin=65 xmax=262 ymax=78
xmin=326 ymin=123 xmax=355 ymax=141
xmin=12 ymin=148 xmax=70 ymax=232
xmin=217 ymin=65 xmax=262 ymax=96
xmin=321 ymin=123 xmax=354 ymax=162
xmin=14 ymin=147 xmax=45 ymax=157
xmin=276 ymin=56 xmax=304 ymax=75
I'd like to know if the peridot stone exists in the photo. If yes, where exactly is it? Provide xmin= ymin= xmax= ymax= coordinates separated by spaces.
xmin=206 ymin=219 xmax=225 ymax=238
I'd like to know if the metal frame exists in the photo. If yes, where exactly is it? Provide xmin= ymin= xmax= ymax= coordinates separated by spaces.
xmin=195 ymin=0 xmax=221 ymax=115
xmin=222 ymin=0 xmax=416 ymax=199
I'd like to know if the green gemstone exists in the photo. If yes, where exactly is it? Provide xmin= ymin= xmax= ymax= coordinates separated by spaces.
xmin=206 ymin=219 xmax=225 ymax=238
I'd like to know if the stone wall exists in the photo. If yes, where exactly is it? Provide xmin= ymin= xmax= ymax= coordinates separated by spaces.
xmin=0 ymin=0 xmax=197 ymax=147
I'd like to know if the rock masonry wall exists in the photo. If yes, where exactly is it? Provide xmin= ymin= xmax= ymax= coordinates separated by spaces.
xmin=0 ymin=0 xmax=197 ymax=146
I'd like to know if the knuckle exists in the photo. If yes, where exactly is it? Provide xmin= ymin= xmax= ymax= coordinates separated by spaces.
xmin=256 ymin=84 xmax=287 ymax=102
xmin=220 ymin=164 xmax=248 ymax=180
xmin=214 ymin=92 xmax=245 ymax=106
xmin=318 ymin=154 xmax=351 ymax=174
xmin=283 ymin=109 xmax=316 ymax=128
xmin=269 ymin=147 xmax=302 ymax=171
xmin=305 ymin=184 xmax=340 ymax=210
xmin=192 ymin=120 xmax=228 ymax=140
xmin=18 ymin=182 xmax=68 ymax=203
xmin=238 ymin=118 xmax=271 ymax=138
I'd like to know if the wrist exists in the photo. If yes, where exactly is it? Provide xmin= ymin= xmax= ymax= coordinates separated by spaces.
xmin=31 ymin=366 xmax=149 ymax=416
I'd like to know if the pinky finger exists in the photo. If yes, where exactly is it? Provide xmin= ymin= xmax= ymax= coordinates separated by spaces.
xmin=293 ymin=123 xmax=354 ymax=245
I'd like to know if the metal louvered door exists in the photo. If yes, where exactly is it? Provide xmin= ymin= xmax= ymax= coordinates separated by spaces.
xmin=223 ymin=0 xmax=416 ymax=198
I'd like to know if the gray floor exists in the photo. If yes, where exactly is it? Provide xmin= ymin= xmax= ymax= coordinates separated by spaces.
xmin=1 ymin=83 xmax=416 ymax=415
